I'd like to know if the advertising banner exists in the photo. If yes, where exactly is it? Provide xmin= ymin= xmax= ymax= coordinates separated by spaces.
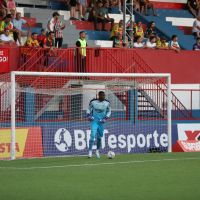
xmin=0 ymin=48 xmax=9 ymax=72
xmin=42 ymin=122 xmax=168 ymax=156
xmin=173 ymin=123 xmax=200 ymax=152
xmin=0 ymin=127 xmax=43 ymax=159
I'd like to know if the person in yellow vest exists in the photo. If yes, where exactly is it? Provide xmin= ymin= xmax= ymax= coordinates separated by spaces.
xmin=76 ymin=31 xmax=87 ymax=72
xmin=135 ymin=21 xmax=144 ymax=38
xmin=110 ymin=19 xmax=123 ymax=40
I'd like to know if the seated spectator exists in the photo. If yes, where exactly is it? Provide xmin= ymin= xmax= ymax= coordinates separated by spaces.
xmin=156 ymin=37 xmax=169 ymax=49
xmin=69 ymin=0 xmax=79 ymax=20
xmin=0 ymin=27 xmax=15 ymax=44
xmin=43 ymin=31 xmax=55 ymax=48
xmin=37 ymin=29 xmax=47 ymax=47
xmin=169 ymin=35 xmax=181 ymax=52
xmin=139 ymin=0 xmax=157 ymax=16
xmin=69 ymin=0 xmax=84 ymax=20
xmin=25 ymin=32 xmax=40 ymax=47
xmin=113 ymin=33 xmax=126 ymax=48
xmin=192 ymin=16 xmax=200 ymax=37
xmin=0 ymin=11 xmax=5 ymax=35
xmin=6 ymin=0 xmax=16 ymax=15
xmin=187 ymin=0 xmax=200 ymax=18
xmin=145 ymin=21 xmax=156 ymax=38
xmin=93 ymin=0 xmax=114 ymax=31
xmin=110 ymin=19 xmax=123 ymax=40
xmin=12 ymin=12 xmax=30 ymax=45
xmin=0 ymin=0 xmax=6 ymax=18
xmin=146 ymin=35 xmax=156 ymax=48
xmin=4 ymin=14 xmax=14 ymax=38
xmin=135 ymin=21 xmax=144 ymax=38
xmin=78 ymin=0 xmax=87 ymax=20
xmin=133 ymin=35 xmax=144 ymax=48
xmin=133 ymin=0 xmax=140 ymax=12
xmin=193 ymin=37 xmax=200 ymax=50
xmin=109 ymin=0 xmax=122 ymax=13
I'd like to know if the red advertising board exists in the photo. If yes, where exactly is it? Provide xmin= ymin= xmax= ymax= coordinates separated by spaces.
xmin=0 ymin=48 xmax=9 ymax=73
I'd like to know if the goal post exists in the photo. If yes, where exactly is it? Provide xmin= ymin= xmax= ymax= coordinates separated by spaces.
xmin=9 ymin=71 xmax=171 ymax=160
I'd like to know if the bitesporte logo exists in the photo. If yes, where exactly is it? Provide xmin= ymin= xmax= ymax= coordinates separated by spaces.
xmin=54 ymin=128 xmax=72 ymax=152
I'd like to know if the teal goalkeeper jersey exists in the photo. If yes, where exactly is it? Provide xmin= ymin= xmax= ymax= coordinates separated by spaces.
xmin=86 ymin=99 xmax=111 ymax=121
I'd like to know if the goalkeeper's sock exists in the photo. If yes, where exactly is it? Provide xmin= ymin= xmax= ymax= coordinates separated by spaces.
xmin=97 ymin=138 xmax=101 ymax=150
xmin=88 ymin=150 xmax=92 ymax=158
xmin=96 ymin=150 xmax=100 ymax=159
xmin=89 ymin=139 xmax=94 ymax=151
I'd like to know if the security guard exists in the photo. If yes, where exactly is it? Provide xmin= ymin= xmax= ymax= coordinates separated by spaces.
xmin=75 ymin=31 xmax=87 ymax=72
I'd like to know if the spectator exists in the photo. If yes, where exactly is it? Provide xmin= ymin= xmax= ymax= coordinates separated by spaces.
xmin=113 ymin=33 xmax=126 ymax=48
xmin=135 ymin=21 xmax=144 ymax=38
xmin=54 ymin=13 xmax=65 ymax=48
xmin=6 ymin=0 xmax=16 ymax=15
xmin=192 ymin=15 xmax=200 ymax=37
xmin=110 ymin=19 xmax=123 ymax=40
xmin=37 ymin=28 xmax=47 ymax=47
xmin=169 ymin=35 xmax=181 ymax=52
xmin=110 ymin=0 xmax=122 ymax=13
xmin=4 ymin=14 xmax=14 ymax=38
xmin=69 ymin=0 xmax=84 ymax=20
xmin=78 ymin=0 xmax=87 ymax=20
xmin=145 ymin=21 xmax=157 ymax=38
xmin=156 ymin=37 xmax=168 ymax=49
xmin=193 ymin=37 xmax=200 ymax=50
xmin=93 ymin=0 xmax=114 ymax=31
xmin=88 ymin=2 xmax=96 ymax=22
xmin=47 ymin=12 xmax=65 ymax=48
xmin=43 ymin=31 xmax=55 ymax=48
xmin=146 ymin=35 xmax=156 ymax=48
xmin=25 ymin=32 xmax=40 ymax=47
xmin=69 ymin=0 xmax=78 ymax=20
xmin=0 ymin=11 xmax=5 ymax=35
xmin=0 ymin=0 xmax=6 ymax=18
xmin=12 ymin=12 xmax=30 ymax=45
xmin=76 ymin=31 xmax=87 ymax=72
xmin=133 ymin=35 xmax=144 ymax=48
xmin=47 ymin=12 xmax=59 ymax=32
xmin=187 ymin=0 xmax=200 ymax=18
xmin=139 ymin=0 xmax=157 ymax=16
xmin=0 ymin=27 xmax=15 ymax=44
xmin=133 ymin=0 xmax=140 ymax=12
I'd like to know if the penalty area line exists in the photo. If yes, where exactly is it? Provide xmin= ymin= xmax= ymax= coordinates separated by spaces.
xmin=0 ymin=157 xmax=200 ymax=170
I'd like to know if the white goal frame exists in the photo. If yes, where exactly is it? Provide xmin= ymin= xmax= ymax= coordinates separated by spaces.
xmin=10 ymin=71 xmax=172 ymax=160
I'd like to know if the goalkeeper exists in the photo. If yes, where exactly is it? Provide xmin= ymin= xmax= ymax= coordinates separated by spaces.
xmin=86 ymin=91 xmax=111 ymax=158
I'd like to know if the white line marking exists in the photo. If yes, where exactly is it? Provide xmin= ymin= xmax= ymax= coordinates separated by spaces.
xmin=0 ymin=157 xmax=199 ymax=170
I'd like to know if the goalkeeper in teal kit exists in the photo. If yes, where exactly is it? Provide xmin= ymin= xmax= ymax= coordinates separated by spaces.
xmin=87 ymin=91 xmax=111 ymax=158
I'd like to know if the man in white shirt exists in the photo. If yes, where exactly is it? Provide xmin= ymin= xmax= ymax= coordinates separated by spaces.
xmin=146 ymin=35 xmax=156 ymax=48
xmin=12 ymin=12 xmax=30 ymax=45
xmin=0 ymin=28 xmax=15 ymax=45
xmin=133 ymin=36 xmax=144 ymax=48
xmin=192 ymin=16 xmax=200 ymax=37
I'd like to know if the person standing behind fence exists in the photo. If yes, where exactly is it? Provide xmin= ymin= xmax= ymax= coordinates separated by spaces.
xmin=75 ymin=31 xmax=87 ymax=72
xmin=47 ymin=12 xmax=65 ymax=48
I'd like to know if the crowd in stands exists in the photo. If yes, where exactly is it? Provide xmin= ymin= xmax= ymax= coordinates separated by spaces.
xmin=0 ymin=0 xmax=200 ymax=51
xmin=109 ymin=19 xmax=182 ymax=51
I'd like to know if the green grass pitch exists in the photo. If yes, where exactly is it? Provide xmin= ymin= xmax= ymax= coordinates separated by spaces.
xmin=0 ymin=152 xmax=200 ymax=200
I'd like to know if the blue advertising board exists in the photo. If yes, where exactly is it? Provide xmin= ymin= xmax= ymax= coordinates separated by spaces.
xmin=42 ymin=121 xmax=169 ymax=156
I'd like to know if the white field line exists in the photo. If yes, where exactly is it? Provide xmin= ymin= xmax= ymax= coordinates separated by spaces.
xmin=0 ymin=157 xmax=199 ymax=170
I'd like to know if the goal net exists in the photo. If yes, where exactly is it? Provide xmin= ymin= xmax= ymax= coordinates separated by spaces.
xmin=0 ymin=72 xmax=171 ymax=160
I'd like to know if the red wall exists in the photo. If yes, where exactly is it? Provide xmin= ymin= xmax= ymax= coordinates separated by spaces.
xmin=135 ymin=49 xmax=200 ymax=84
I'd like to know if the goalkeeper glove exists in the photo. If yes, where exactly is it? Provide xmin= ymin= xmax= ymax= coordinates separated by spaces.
xmin=100 ymin=116 xmax=108 ymax=123
xmin=87 ymin=114 xmax=94 ymax=121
